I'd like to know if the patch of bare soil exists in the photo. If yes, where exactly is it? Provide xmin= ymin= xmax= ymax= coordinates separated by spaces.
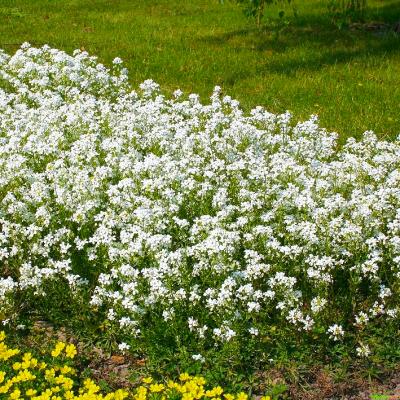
xmin=287 ymin=368 xmax=400 ymax=400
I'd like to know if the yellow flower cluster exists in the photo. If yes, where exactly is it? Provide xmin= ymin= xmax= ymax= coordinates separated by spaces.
xmin=0 ymin=332 xmax=271 ymax=400
xmin=0 ymin=331 xmax=128 ymax=400
xmin=51 ymin=343 xmax=77 ymax=359
xmin=0 ymin=331 xmax=20 ymax=361
xmin=134 ymin=374 xmax=271 ymax=400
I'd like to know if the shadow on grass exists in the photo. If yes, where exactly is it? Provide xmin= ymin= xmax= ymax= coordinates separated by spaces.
xmin=200 ymin=0 xmax=400 ymax=75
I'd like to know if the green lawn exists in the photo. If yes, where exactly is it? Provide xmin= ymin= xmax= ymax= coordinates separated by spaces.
xmin=1 ymin=0 xmax=399 ymax=140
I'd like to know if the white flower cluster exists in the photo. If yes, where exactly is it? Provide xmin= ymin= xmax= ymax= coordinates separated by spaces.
xmin=0 ymin=44 xmax=399 ymax=359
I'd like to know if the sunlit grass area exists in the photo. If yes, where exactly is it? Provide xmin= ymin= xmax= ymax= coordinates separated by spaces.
xmin=0 ymin=0 xmax=399 ymax=139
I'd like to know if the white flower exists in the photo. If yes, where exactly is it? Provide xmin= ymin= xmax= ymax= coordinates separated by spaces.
xmin=173 ymin=89 xmax=183 ymax=98
xmin=162 ymin=309 xmax=175 ymax=322
xmin=355 ymin=312 xmax=369 ymax=326
xmin=118 ymin=342 xmax=130 ymax=352
xmin=327 ymin=324 xmax=344 ymax=341
xmin=107 ymin=308 xmax=116 ymax=321
xmin=188 ymin=317 xmax=198 ymax=331
xmin=248 ymin=327 xmax=259 ymax=336
xmin=356 ymin=343 xmax=371 ymax=357
xmin=191 ymin=353 xmax=205 ymax=363
xmin=311 ymin=297 xmax=327 ymax=314
xmin=112 ymin=57 xmax=123 ymax=65
xmin=387 ymin=308 xmax=398 ymax=318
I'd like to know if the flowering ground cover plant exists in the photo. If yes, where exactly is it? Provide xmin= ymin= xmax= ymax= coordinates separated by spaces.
xmin=1 ymin=331 xmax=263 ymax=400
xmin=0 ymin=44 xmax=399 ymax=379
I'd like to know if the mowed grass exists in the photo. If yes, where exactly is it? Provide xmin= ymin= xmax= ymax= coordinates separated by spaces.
xmin=0 ymin=0 xmax=399 ymax=140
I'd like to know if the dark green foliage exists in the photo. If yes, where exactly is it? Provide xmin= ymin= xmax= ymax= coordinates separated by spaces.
xmin=328 ymin=0 xmax=368 ymax=27
xmin=228 ymin=0 xmax=294 ymax=26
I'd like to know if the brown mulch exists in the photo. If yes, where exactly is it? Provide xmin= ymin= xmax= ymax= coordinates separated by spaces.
xmin=287 ymin=368 xmax=400 ymax=400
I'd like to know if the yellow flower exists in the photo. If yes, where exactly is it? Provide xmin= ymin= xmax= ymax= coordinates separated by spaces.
xmin=114 ymin=389 xmax=129 ymax=400
xmin=0 ymin=341 xmax=20 ymax=361
xmin=10 ymin=388 xmax=21 ymax=399
xmin=236 ymin=392 xmax=248 ymax=400
xmin=64 ymin=390 xmax=74 ymax=400
xmin=26 ymin=389 xmax=37 ymax=397
xmin=224 ymin=394 xmax=235 ymax=400
xmin=51 ymin=386 xmax=61 ymax=393
xmin=196 ymin=388 xmax=206 ymax=399
xmin=21 ymin=360 xmax=31 ymax=369
xmin=149 ymin=383 xmax=165 ymax=393
xmin=192 ymin=376 xmax=206 ymax=386
xmin=60 ymin=365 xmax=74 ymax=375
xmin=20 ymin=353 xmax=38 ymax=369
xmin=45 ymin=368 xmax=56 ymax=381
xmin=0 ymin=331 xmax=5 ymax=342
xmin=51 ymin=342 xmax=65 ymax=358
xmin=37 ymin=388 xmax=53 ymax=400
xmin=0 ymin=381 xmax=12 ymax=394
xmin=39 ymin=362 xmax=47 ymax=370
xmin=142 ymin=377 xmax=153 ymax=384
xmin=0 ymin=371 xmax=5 ymax=384
xmin=206 ymin=387 xmax=224 ymax=398
xmin=182 ymin=393 xmax=194 ymax=400
xmin=63 ymin=380 xmax=74 ymax=391
xmin=65 ymin=344 xmax=77 ymax=359
xmin=167 ymin=380 xmax=180 ymax=390
xmin=179 ymin=373 xmax=191 ymax=382
xmin=12 ymin=362 xmax=21 ymax=371
xmin=16 ymin=369 xmax=36 ymax=382
xmin=29 ymin=358 xmax=38 ymax=368
xmin=261 ymin=397 xmax=271 ymax=400
xmin=134 ymin=386 xmax=148 ymax=400
xmin=83 ymin=378 xmax=100 ymax=394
